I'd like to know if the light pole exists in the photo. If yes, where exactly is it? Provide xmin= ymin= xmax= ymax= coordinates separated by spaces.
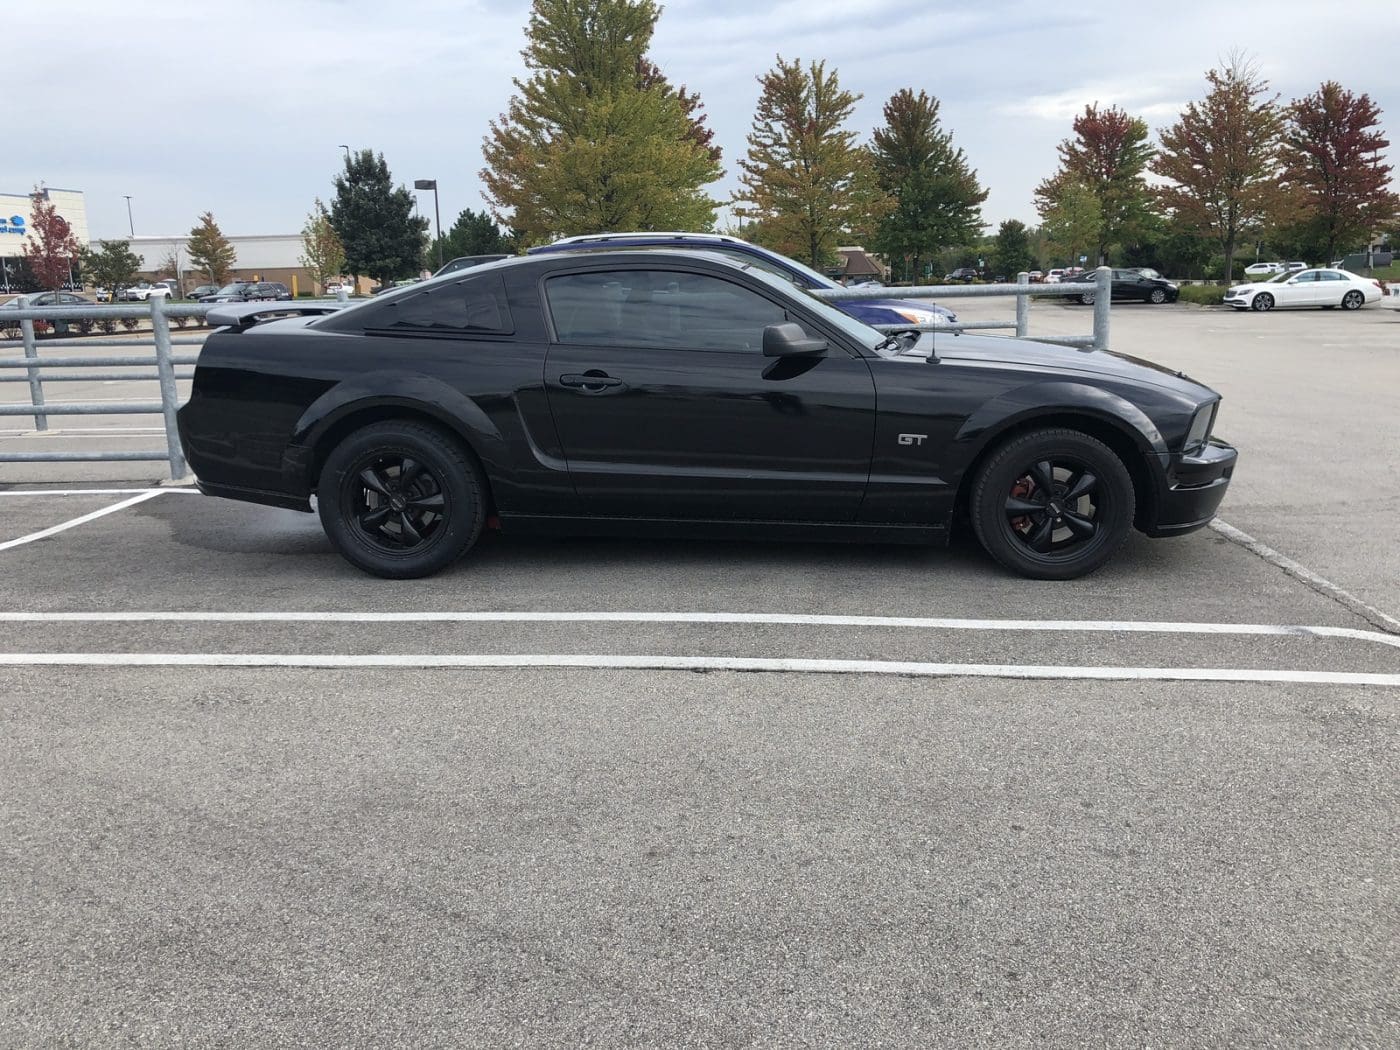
xmin=123 ymin=195 xmax=134 ymax=237
xmin=338 ymin=144 xmax=350 ymax=164
xmin=414 ymin=179 xmax=442 ymax=269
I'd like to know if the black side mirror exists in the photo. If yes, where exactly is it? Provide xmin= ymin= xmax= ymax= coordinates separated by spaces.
xmin=762 ymin=322 xmax=827 ymax=358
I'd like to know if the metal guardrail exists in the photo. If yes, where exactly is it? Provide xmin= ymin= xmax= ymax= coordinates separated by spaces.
xmin=814 ymin=266 xmax=1113 ymax=351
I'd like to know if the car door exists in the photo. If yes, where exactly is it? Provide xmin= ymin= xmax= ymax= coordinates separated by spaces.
xmin=1315 ymin=270 xmax=1350 ymax=305
xmin=1111 ymin=270 xmax=1143 ymax=301
xmin=542 ymin=265 xmax=878 ymax=522
xmin=1279 ymin=270 xmax=1321 ymax=306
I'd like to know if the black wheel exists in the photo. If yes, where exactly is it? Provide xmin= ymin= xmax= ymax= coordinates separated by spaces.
xmin=1250 ymin=293 xmax=1274 ymax=312
xmin=1149 ymin=287 xmax=1167 ymax=304
xmin=970 ymin=428 xmax=1135 ymax=580
xmin=1342 ymin=290 xmax=1364 ymax=310
xmin=317 ymin=420 xmax=486 ymax=579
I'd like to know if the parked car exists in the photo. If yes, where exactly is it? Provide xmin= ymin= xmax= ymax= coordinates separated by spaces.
xmin=178 ymin=249 xmax=1236 ymax=582
xmin=188 ymin=285 xmax=219 ymax=301
xmin=201 ymin=281 xmax=291 ymax=303
xmin=1284 ymin=261 xmax=1307 ymax=272
xmin=434 ymin=254 xmax=511 ymax=278
xmin=1223 ymin=268 xmax=1383 ymax=312
xmin=1062 ymin=268 xmax=1179 ymax=305
xmin=1044 ymin=269 xmax=1065 ymax=283
xmin=0 ymin=291 xmax=97 ymax=335
xmin=943 ymin=267 xmax=981 ymax=283
xmin=94 ymin=286 xmax=112 ymax=302
xmin=324 ymin=282 xmax=353 ymax=297
xmin=1243 ymin=262 xmax=1285 ymax=277
xmin=1027 ymin=270 xmax=1044 ymax=283
xmin=120 ymin=281 xmax=162 ymax=301
xmin=527 ymin=232 xmax=956 ymax=330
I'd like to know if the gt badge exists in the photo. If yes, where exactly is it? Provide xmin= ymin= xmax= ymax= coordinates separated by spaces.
xmin=897 ymin=433 xmax=928 ymax=446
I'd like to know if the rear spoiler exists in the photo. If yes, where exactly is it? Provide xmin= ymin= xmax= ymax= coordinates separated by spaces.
xmin=205 ymin=301 xmax=348 ymax=330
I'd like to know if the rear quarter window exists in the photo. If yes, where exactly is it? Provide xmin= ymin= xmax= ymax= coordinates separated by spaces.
xmin=360 ymin=273 xmax=513 ymax=335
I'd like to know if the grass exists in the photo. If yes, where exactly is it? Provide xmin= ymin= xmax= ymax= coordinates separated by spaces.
xmin=1177 ymin=285 xmax=1226 ymax=306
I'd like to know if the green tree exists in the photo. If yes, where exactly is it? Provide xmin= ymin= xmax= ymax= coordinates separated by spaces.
xmin=733 ymin=56 xmax=874 ymax=269
xmin=481 ymin=0 xmax=722 ymax=243
xmin=299 ymin=198 xmax=346 ymax=292
xmin=1035 ymin=103 xmax=1155 ymax=264
xmin=432 ymin=208 xmax=509 ymax=264
xmin=1041 ymin=182 xmax=1103 ymax=267
xmin=992 ymin=219 xmax=1036 ymax=277
xmin=330 ymin=149 xmax=426 ymax=285
xmin=78 ymin=240 xmax=142 ymax=298
xmin=1280 ymin=81 xmax=1398 ymax=263
xmin=869 ymin=89 xmax=986 ymax=279
xmin=186 ymin=212 xmax=237 ymax=286
xmin=1153 ymin=54 xmax=1286 ymax=284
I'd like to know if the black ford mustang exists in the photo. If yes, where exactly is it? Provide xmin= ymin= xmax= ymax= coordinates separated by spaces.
xmin=176 ymin=250 xmax=1236 ymax=580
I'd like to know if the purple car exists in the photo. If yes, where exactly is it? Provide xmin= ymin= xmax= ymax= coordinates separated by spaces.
xmin=526 ymin=233 xmax=956 ymax=331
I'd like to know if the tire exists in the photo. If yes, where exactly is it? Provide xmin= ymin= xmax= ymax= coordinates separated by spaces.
xmin=1250 ymin=293 xmax=1274 ymax=312
xmin=317 ymin=420 xmax=487 ymax=579
xmin=970 ymin=428 xmax=1135 ymax=581
xmin=1079 ymin=292 xmax=1095 ymax=305
xmin=1149 ymin=288 xmax=1167 ymax=304
xmin=1342 ymin=290 xmax=1364 ymax=310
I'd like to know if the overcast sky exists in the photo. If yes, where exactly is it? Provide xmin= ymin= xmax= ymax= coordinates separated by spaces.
xmin=11 ymin=0 xmax=1397 ymax=241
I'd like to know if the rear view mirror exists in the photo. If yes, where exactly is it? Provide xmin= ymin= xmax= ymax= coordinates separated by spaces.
xmin=762 ymin=322 xmax=827 ymax=358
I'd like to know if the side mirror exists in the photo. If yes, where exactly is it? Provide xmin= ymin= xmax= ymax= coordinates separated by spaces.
xmin=762 ymin=322 xmax=827 ymax=358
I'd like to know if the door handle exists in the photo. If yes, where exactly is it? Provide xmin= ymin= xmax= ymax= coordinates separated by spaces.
xmin=560 ymin=372 xmax=623 ymax=390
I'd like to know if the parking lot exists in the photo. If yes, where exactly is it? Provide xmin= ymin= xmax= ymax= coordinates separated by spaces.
xmin=2 ymin=299 xmax=1398 ymax=1046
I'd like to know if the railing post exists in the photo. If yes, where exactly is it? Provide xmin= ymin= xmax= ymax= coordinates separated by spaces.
xmin=336 ymin=288 xmax=349 ymax=303
xmin=149 ymin=296 xmax=188 ymax=479
xmin=1092 ymin=266 xmax=1112 ymax=351
xmin=1015 ymin=272 xmax=1030 ymax=337
xmin=18 ymin=296 xmax=48 ymax=432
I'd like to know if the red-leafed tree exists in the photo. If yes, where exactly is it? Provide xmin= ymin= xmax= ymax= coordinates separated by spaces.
xmin=21 ymin=191 xmax=81 ymax=290
xmin=1281 ymin=81 xmax=1398 ymax=263
xmin=1034 ymin=103 xmax=1155 ymax=264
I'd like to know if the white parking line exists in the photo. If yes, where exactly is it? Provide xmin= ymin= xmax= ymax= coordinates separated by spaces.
xmin=0 ymin=611 xmax=1396 ymax=651
xmin=0 ymin=651 xmax=1397 ymax=686
xmin=0 ymin=491 xmax=164 ymax=552
xmin=0 ymin=488 xmax=199 ymax=496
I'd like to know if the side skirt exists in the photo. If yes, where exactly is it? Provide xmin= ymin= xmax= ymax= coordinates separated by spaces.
xmin=498 ymin=514 xmax=948 ymax=546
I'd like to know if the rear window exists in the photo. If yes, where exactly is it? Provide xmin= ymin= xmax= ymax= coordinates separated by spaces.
xmin=361 ymin=273 xmax=513 ymax=335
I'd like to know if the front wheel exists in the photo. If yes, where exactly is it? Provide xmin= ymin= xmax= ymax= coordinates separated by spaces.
xmin=1251 ymin=293 xmax=1274 ymax=312
xmin=1342 ymin=290 xmax=1364 ymax=310
xmin=317 ymin=420 xmax=487 ymax=579
xmin=1149 ymin=288 xmax=1167 ymax=304
xmin=970 ymin=429 xmax=1135 ymax=580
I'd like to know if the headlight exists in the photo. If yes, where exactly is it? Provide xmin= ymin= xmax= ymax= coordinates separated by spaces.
xmin=892 ymin=307 xmax=940 ymax=326
xmin=1184 ymin=402 xmax=1217 ymax=454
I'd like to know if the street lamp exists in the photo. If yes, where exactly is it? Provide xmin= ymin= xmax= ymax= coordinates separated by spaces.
xmin=414 ymin=179 xmax=442 ymax=269
xmin=338 ymin=144 xmax=350 ymax=163
xmin=123 ymin=195 xmax=134 ymax=237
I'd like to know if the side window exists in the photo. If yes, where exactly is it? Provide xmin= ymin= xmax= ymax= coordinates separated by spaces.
xmin=546 ymin=270 xmax=787 ymax=352
xmin=361 ymin=273 xmax=512 ymax=335
xmin=1293 ymin=271 xmax=1318 ymax=283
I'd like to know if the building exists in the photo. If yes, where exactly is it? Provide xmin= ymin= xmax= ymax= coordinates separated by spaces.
xmin=125 ymin=234 xmax=318 ymax=294
xmin=0 ymin=187 xmax=91 ymax=291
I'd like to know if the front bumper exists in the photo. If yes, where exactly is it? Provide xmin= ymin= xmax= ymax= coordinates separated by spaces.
xmin=1142 ymin=438 xmax=1238 ymax=537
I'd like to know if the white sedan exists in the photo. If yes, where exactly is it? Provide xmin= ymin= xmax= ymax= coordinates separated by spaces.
xmin=1223 ymin=268 xmax=1385 ymax=312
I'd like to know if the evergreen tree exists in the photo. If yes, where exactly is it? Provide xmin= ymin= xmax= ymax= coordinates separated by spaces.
xmin=186 ymin=212 xmax=237 ymax=286
xmin=481 ymin=0 xmax=722 ymax=242
xmin=330 ymin=149 xmax=427 ymax=285
xmin=992 ymin=219 xmax=1036 ymax=278
xmin=1035 ymin=103 xmax=1155 ymax=264
xmin=870 ymin=89 xmax=986 ymax=279
xmin=433 ymin=208 xmax=510 ymax=264
xmin=733 ymin=57 xmax=874 ymax=269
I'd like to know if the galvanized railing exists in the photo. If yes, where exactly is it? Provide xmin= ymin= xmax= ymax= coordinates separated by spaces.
xmin=815 ymin=266 xmax=1113 ymax=350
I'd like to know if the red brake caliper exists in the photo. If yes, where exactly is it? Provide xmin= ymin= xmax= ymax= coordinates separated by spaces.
xmin=1009 ymin=476 xmax=1034 ymax=533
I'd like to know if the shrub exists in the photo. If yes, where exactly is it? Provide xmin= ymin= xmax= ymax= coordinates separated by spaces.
xmin=76 ymin=318 xmax=96 ymax=335
xmin=98 ymin=317 xmax=118 ymax=334
xmin=1176 ymin=284 xmax=1226 ymax=306
xmin=172 ymin=314 xmax=188 ymax=329
xmin=119 ymin=316 xmax=140 ymax=332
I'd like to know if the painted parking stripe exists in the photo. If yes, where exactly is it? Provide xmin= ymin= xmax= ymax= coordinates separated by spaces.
xmin=0 ymin=491 xmax=165 ymax=552
xmin=0 ymin=610 xmax=1396 ymax=652
xmin=0 ymin=651 xmax=1397 ymax=686
xmin=0 ymin=488 xmax=198 ymax=496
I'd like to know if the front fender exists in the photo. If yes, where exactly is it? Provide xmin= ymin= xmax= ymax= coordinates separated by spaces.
xmin=955 ymin=380 xmax=1170 ymax=459
xmin=286 ymin=371 xmax=509 ymax=490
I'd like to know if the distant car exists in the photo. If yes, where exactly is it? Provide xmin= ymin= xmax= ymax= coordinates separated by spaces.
xmin=434 ymin=254 xmax=510 ymax=278
xmin=527 ymin=232 xmax=957 ymax=330
xmin=201 ymin=281 xmax=290 ymax=303
xmin=188 ymin=285 xmax=219 ymax=301
xmin=1244 ymin=262 xmax=1285 ymax=277
xmin=1284 ymin=261 xmax=1307 ymax=272
xmin=1028 ymin=270 xmax=1044 ymax=283
xmin=120 ymin=281 xmax=162 ymax=301
xmin=1223 ymin=268 xmax=1383 ymax=312
xmin=94 ymin=286 xmax=112 ymax=302
xmin=1063 ymin=268 xmax=1179 ymax=305
xmin=0 ymin=291 xmax=97 ymax=335
xmin=943 ymin=267 xmax=980 ymax=283
xmin=1044 ymin=269 xmax=1065 ymax=283
xmin=324 ymin=282 xmax=353 ymax=297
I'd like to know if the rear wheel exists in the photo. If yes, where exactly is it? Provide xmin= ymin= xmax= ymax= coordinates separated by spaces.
xmin=1251 ymin=292 xmax=1274 ymax=312
xmin=1342 ymin=290 xmax=1364 ymax=310
xmin=1079 ymin=291 xmax=1095 ymax=306
xmin=317 ymin=420 xmax=486 ymax=579
xmin=970 ymin=428 xmax=1135 ymax=581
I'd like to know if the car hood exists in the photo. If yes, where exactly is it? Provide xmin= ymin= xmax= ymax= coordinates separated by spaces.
xmin=902 ymin=332 xmax=1215 ymax=397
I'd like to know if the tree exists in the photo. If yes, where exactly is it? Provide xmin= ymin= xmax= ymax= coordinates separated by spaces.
xmin=187 ymin=212 xmax=237 ymax=286
xmin=78 ymin=240 xmax=142 ymax=298
xmin=155 ymin=249 xmax=180 ymax=281
xmin=20 ymin=190 xmax=80 ymax=290
xmin=1153 ymin=55 xmax=1286 ymax=284
xmin=481 ymin=0 xmax=722 ymax=243
xmin=432 ymin=208 xmax=509 ymax=265
xmin=1041 ymin=182 xmax=1102 ymax=267
xmin=1035 ymin=104 xmax=1155 ymax=264
xmin=1280 ymin=81 xmax=1398 ymax=263
xmin=299 ymin=198 xmax=346 ymax=292
xmin=329 ymin=150 xmax=426 ymax=285
xmin=869 ymin=88 xmax=987 ymax=280
xmin=992 ymin=219 xmax=1036 ymax=277
xmin=733 ymin=57 xmax=874 ymax=269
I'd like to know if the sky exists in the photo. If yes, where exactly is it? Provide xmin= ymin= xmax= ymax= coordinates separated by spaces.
xmin=9 ymin=0 xmax=1397 ymax=242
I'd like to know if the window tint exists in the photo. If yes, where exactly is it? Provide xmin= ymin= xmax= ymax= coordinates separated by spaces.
xmin=1293 ymin=271 xmax=1319 ymax=283
xmin=1319 ymin=271 xmax=1346 ymax=281
xmin=546 ymin=270 xmax=787 ymax=352
xmin=363 ymin=273 xmax=512 ymax=334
